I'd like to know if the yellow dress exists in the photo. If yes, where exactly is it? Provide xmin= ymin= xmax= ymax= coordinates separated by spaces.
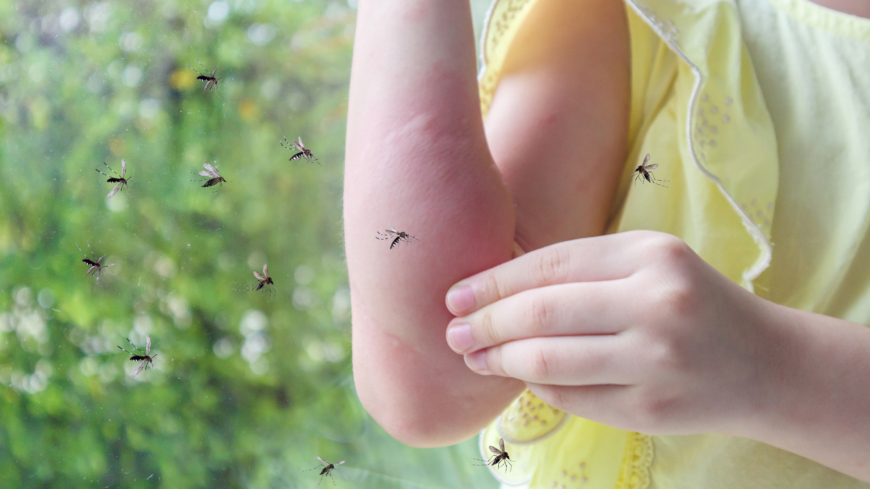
xmin=476 ymin=0 xmax=870 ymax=487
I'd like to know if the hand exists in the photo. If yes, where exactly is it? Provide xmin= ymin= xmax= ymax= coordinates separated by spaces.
xmin=444 ymin=231 xmax=785 ymax=436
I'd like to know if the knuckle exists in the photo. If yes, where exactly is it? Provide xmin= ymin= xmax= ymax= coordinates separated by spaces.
xmin=484 ymin=347 xmax=502 ymax=375
xmin=650 ymin=234 xmax=694 ymax=265
xmin=529 ymin=345 xmax=556 ymax=381
xmin=481 ymin=272 xmax=509 ymax=303
xmin=479 ymin=310 xmax=500 ymax=345
xmin=644 ymin=336 xmax=686 ymax=373
xmin=655 ymin=276 xmax=698 ymax=318
xmin=531 ymin=247 xmax=569 ymax=286
xmin=531 ymin=384 xmax=567 ymax=410
xmin=525 ymin=294 xmax=557 ymax=336
xmin=632 ymin=388 xmax=678 ymax=430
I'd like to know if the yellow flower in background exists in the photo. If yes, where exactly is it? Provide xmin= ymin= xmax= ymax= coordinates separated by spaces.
xmin=169 ymin=69 xmax=196 ymax=90
xmin=109 ymin=137 xmax=126 ymax=156
xmin=238 ymin=98 xmax=259 ymax=122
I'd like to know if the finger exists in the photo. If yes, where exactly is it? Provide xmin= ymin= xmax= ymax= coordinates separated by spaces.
xmin=446 ymin=230 xmax=660 ymax=316
xmin=446 ymin=280 xmax=630 ymax=354
xmin=463 ymin=335 xmax=632 ymax=386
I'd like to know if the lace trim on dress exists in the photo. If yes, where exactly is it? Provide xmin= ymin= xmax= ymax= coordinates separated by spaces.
xmin=613 ymin=433 xmax=654 ymax=489
xmin=624 ymin=0 xmax=775 ymax=292
xmin=478 ymin=0 xmax=534 ymax=117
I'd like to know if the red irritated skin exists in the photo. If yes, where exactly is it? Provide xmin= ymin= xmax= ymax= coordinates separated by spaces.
xmin=344 ymin=0 xmax=520 ymax=448
xmin=345 ymin=0 xmax=870 ymax=483
xmin=343 ymin=0 xmax=630 ymax=448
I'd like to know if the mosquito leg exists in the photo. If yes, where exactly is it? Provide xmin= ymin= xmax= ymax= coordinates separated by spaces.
xmin=127 ymin=338 xmax=145 ymax=353
xmin=103 ymin=161 xmax=121 ymax=177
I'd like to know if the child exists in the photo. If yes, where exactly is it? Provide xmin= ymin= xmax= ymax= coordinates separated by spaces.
xmin=343 ymin=0 xmax=870 ymax=487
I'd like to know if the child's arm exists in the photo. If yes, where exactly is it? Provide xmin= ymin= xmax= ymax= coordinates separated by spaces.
xmin=344 ymin=0 xmax=522 ymax=448
xmin=344 ymin=0 xmax=629 ymax=447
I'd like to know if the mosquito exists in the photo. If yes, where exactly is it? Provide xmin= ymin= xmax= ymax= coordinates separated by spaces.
xmin=191 ymin=163 xmax=227 ymax=190
xmin=76 ymin=241 xmax=114 ymax=281
xmin=633 ymin=153 xmax=670 ymax=188
xmin=473 ymin=438 xmax=513 ymax=473
xmin=187 ymin=58 xmax=223 ymax=93
xmin=117 ymin=335 xmax=158 ymax=378
xmin=303 ymin=456 xmax=345 ymax=486
xmin=233 ymin=263 xmax=275 ymax=295
xmin=280 ymin=136 xmax=319 ymax=164
xmin=376 ymin=226 xmax=417 ymax=249
xmin=96 ymin=160 xmax=131 ymax=198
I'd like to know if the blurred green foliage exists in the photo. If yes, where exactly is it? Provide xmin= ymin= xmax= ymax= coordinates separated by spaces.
xmin=0 ymin=0 xmax=498 ymax=487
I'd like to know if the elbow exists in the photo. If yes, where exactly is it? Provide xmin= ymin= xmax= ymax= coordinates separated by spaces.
xmin=352 ymin=327 xmax=474 ymax=448
xmin=355 ymin=375 xmax=465 ymax=448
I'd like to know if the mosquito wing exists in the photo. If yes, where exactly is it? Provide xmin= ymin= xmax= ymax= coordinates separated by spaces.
xmin=262 ymin=263 xmax=269 ymax=278
xmin=130 ymin=360 xmax=147 ymax=378
xmin=645 ymin=164 xmax=659 ymax=171
xmin=86 ymin=265 xmax=97 ymax=276
xmin=317 ymin=456 xmax=328 ymax=465
xmin=489 ymin=445 xmax=501 ymax=455
xmin=198 ymin=170 xmax=216 ymax=177
xmin=203 ymin=163 xmax=220 ymax=176
xmin=121 ymin=159 xmax=127 ymax=178
xmin=642 ymin=153 xmax=651 ymax=166
xmin=203 ymin=80 xmax=211 ymax=93
xmin=107 ymin=182 xmax=122 ymax=198
xmin=294 ymin=137 xmax=304 ymax=151
xmin=145 ymin=335 xmax=151 ymax=355
xmin=211 ymin=67 xmax=218 ymax=78
xmin=335 ymin=461 xmax=345 ymax=466
xmin=253 ymin=271 xmax=266 ymax=281
xmin=499 ymin=438 xmax=505 ymax=452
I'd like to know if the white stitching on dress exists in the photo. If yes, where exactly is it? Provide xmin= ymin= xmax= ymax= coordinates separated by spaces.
xmin=626 ymin=0 xmax=774 ymax=293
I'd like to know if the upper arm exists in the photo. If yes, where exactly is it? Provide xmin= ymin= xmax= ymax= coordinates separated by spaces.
xmin=484 ymin=0 xmax=631 ymax=251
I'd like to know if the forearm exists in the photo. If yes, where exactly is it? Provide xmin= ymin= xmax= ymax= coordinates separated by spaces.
xmin=344 ymin=0 xmax=523 ymax=446
xmin=743 ymin=303 xmax=870 ymax=482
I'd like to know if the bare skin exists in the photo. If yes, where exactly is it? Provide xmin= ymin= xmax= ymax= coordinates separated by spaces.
xmin=810 ymin=0 xmax=870 ymax=18
xmin=345 ymin=0 xmax=870 ymax=483
xmin=445 ymin=233 xmax=870 ymax=482
xmin=344 ymin=0 xmax=628 ymax=447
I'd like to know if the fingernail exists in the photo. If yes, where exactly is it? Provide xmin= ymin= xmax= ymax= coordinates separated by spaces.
xmin=447 ymin=324 xmax=474 ymax=353
xmin=447 ymin=286 xmax=475 ymax=315
xmin=465 ymin=350 xmax=488 ymax=374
